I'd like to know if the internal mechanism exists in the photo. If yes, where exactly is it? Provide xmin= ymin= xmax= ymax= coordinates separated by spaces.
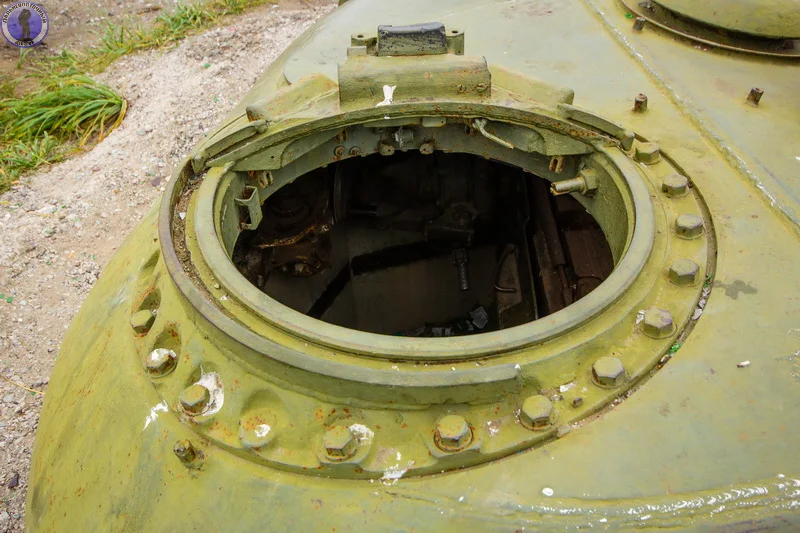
xmin=233 ymin=152 xmax=613 ymax=336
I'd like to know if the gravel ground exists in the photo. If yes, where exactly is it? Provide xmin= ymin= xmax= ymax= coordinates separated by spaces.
xmin=0 ymin=1 xmax=335 ymax=529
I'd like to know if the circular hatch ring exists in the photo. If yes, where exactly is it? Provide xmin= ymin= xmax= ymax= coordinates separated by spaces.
xmin=621 ymin=0 xmax=800 ymax=57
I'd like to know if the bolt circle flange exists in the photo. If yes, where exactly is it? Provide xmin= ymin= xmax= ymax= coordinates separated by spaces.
xmin=434 ymin=414 xmax=473 ymax=452
xmin=145 ymin=348 xmax=177 ymax=377
xmin=641 ymin=308 xmax=675 ymax=339
xmin=675 ymin=214 xmax=704 ymax=239
xmin=592 ymin=357 xmax=626 ymax=388
xmin=519 ymin=395 xmax=554 ymax=430
xmin=180 ymin=384 xmax=210 ymax=415
xmin=662 ymin=174 xmax=689 ymax=198
xmin=669 ymin=259 xmax=700 ymax=286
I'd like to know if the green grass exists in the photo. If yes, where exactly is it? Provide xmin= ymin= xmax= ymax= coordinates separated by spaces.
xmin=86 ymin=0 xmax=273 ymax=71
xmin=0 ymin=0 xmax=273 ymax=194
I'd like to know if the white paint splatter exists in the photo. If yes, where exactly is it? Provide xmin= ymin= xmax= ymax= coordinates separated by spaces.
xmin=376 ymin=85 xmax=396 ymax=107
xmin=255 ymin=424 xmax=271 ymax=438
xmin=143 ymin=401 xmax=168 ymax=430
xmin=542 ymin=487 xmax=554 ymax=497
xmin=737 ymin=360 xmax=751 ymax=368
xmin=635 ymin=309 xmax=645 ymax=324
xmin=486 ymin=420 xmax=500 ymax=437
xmin=349 ymin=423 xmax=375 ymax=446
xmin=194 ymin=370 xmax=225 ymax=416
xmin=559 ymin=382 xmax=576 ymax=393
xmin=381 ymin=459 xmax=415 ymax=485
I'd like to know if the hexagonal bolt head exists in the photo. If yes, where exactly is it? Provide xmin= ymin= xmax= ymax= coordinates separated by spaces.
xmin=592 ymin=356 xmax=625 ymax=388
xmin=632 ymin=16 xmax=646 ymax=32
xmin=635 ymin=142 xmax=661 ymax=164
xmin=349 ymin=146 xmax=361 ymax=157
xmin=519 ymin=395 xmax=554 ymax=430
xmin=323 ymin=425 xmax=358 ymax=460
xmin=641 ymin=308 xmax=675 ymax=339
xmin=379 ymin=143 xmax=395 ymax=156
xmin=662 ymin=174 xmax=689 ymax=198
xmin=675 ymin=214 xmax=704 ymax=239
xmin=180 ymin=384 xmax=210 ymax=415
xmin=145 ymin=348 xmax=177 ymax=377
xmin=435 ymin=414 xmax=472 ymax=451
xmin=669 ymin=259 xmax=700 ymax=286
xmin=333 ymin=145 xmax=346 ymax=157
xmin=130 ymin=309 xmax=155 ymax=335
xmin=419 ymin=142 xmax=435 ymax=155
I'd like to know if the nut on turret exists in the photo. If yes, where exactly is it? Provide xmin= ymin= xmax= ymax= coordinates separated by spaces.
xmin=675 ymin=214 xmax=704 ymax=239
xmin=145 ymin=348 xmax=177 ymax=377
xmin=641 ymin=308 xmax=675 ymax=339
xmin=323 ymin=425 xmax=358 ymax=460
xmin=519 ymin=395 xmax=554 ymax=430
xmin=180 ymin=384 xmax=210 ymax=415
xmin=635 ymin=142 xmax=661 ymax=164
xmin=434 ymin=414 xmax=472 ymax=451
xmin=592 ymin=357 xmax=625 ymax=388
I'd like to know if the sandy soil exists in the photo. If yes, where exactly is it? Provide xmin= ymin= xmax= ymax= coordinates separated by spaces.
xmin=0 ymin=1 xmax=335 ymax=529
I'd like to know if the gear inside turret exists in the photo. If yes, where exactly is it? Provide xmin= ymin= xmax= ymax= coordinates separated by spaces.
xmin=232 ymin=152 xmax=613 ymax=336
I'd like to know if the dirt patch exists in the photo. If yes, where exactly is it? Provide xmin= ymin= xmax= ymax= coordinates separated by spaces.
xmin=0 ymin=0 xmax=335 ymax=529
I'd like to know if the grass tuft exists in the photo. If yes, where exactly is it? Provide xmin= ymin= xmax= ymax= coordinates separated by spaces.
xmin=0 ymin=71 xmax=126 ymax=193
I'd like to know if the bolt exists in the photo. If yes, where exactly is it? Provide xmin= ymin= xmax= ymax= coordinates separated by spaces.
xmin=592 ymin=357 xmax=625 ymax=388
xmin=349 ymin=146 xmax=361 ymax=157
xmin=476 ymin=83 xmax=488 ymax=93
xmin=633 ymin=93 xmax=648 ymax=112
xmin=173 ymin=439 xmax=201 ymax=467
xmin=323 ymin=425 xmax=358 ymax=460
xmin=572 ymin=397 xmax=584 ymax=408
xmin=333 ymin=145 xmax=346 ymax=158
xmin=550 ymin=169 xmax=598 ymax=197
xmin=632 ymin=16 xmax=646 ymax=32
xmin=669 ymin=259 xmax=700 ymax=286
xmin=456 ymin=84 xmax=465 ymax=93
xmin=641 ymin=308 xmax=675 ymax=339
xmin=662 ymin=174 xmax=689 ymax=197
xmin=747 ymin=87 xmax=764 ymax=105
xmin=435 ymin=414 xmax=472 ymax=451
xmin=634 ymin=142 xmax=660 ymax=164
xmin=519 ymin=395 xmax=554 ymax=430
xmin=379 ymin=143 xmax=395 ymax=156
xmin=180 ymin=384 xmax=210 ymax=415
xmin=453 ymin=248 xmax=470 ymax=292
xmin=145 ymin=348 xmax=177 ymax=377
xmin=675 ymin=214 xmax=704 ymax=239
xmin=419 ymin=142 xmax=434 ymax=155
xmin=130 ymin=309 xmax=155 ymax=335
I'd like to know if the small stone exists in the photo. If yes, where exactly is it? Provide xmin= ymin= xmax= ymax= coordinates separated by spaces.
xmin=0 ymin=511 xmax=9 ymax=522
xmin=7 ymin=472 xmax=19 ymax=488
xmin=3 ymin=394 xmax=14 ymax=403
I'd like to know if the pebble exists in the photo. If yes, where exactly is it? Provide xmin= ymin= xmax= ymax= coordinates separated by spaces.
xmin=8 ymin=473 xmax=20 ymax=489
xmin=0 ymin=511 xmax=9 ymax=522
xmin=3 ymin=394 xmax=15 ymax=403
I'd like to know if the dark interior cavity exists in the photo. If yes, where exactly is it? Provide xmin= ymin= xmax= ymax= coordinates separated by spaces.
xmin=233 ymin=152 xmax=614 ymax=336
